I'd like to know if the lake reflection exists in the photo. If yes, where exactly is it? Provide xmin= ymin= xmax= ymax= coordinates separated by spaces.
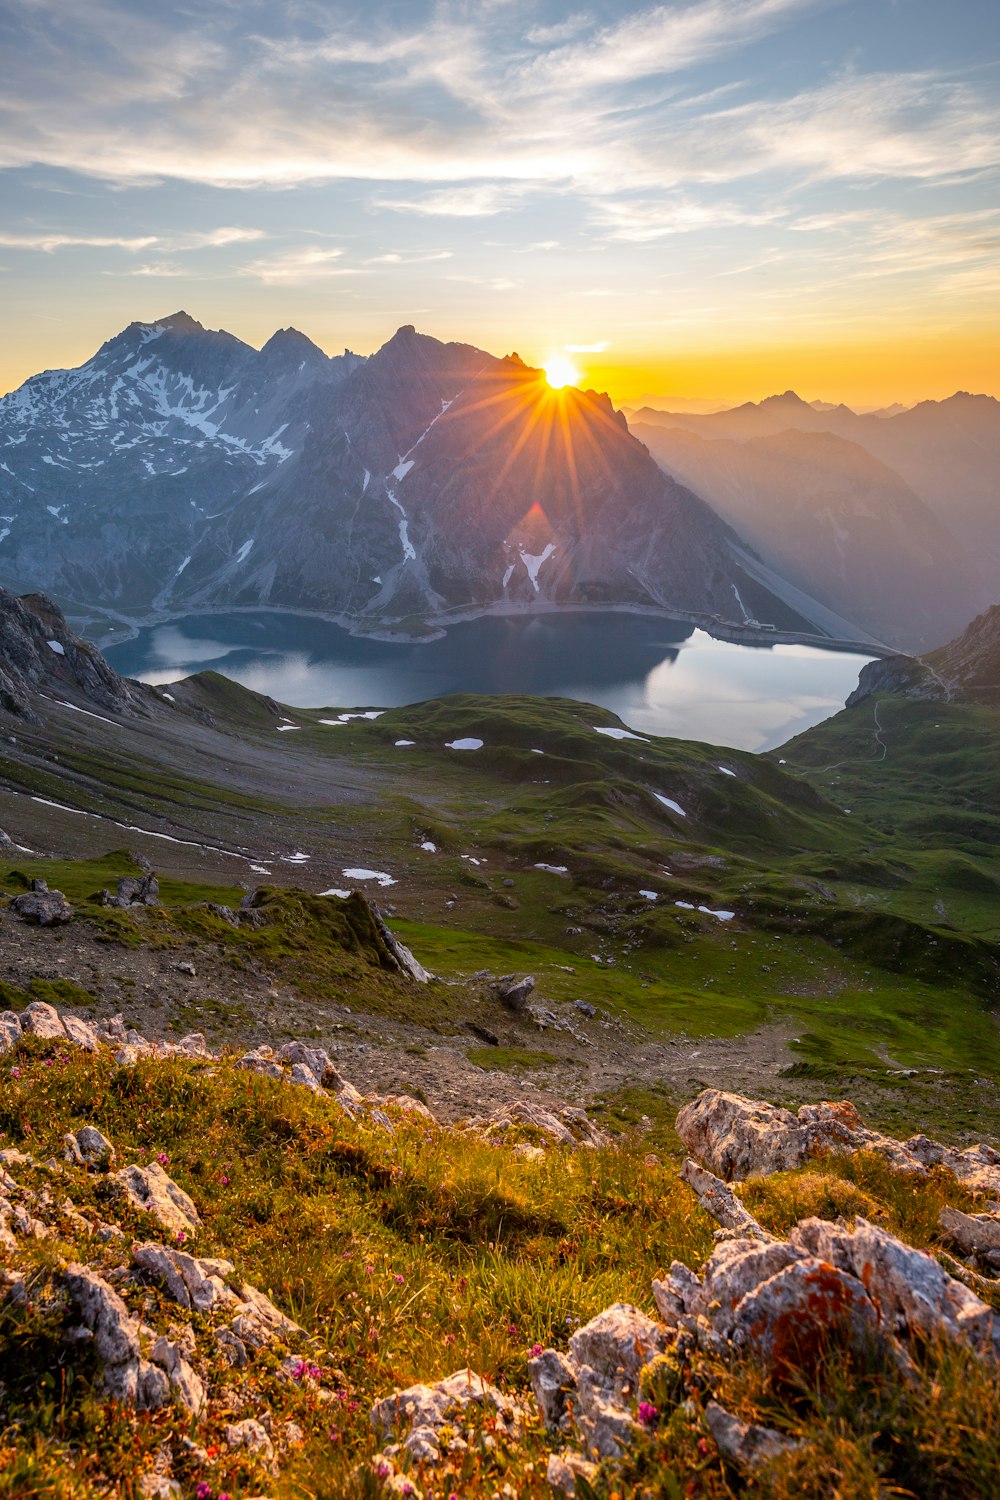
xmin=104 ymin=610 xmax=872 ymax=752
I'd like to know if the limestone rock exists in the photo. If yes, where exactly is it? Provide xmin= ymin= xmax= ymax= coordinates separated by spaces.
xmin=60 ymin=1014 xmax=101 ymax=1050
xmin=676 ymin=1090 xmax=807 ymax=1180
xmin=0 ymin=1011 xmax=22 ymax=1052
xmin=236 ymin=1047 xmax=285 ymax=1081
xmin=225 ymin=1418 xmax=275 ymax=1461
xmin=114 ymin=1162 xmax=201 ymax=1239
xmin=705 ymin=1400 xmax=800 ymax=1470
xmin=229 ymin=1280 xmax=305 ymax=1350
xmin=680 ymin=1158 xmax=774 ymax=1241
xmin=940 ymin=1206 xmax=1000 ymax=1268
xmin=62 ymin=1263 xmax=170 ymax=1409
xmin=370 ymin=1369 xmax=520 ymax=1460
xmin=546 ymin=1451 xmax=598 ymax=1496
xmin=116 ymin=873 xmax=160 ymax=906
xmin=381 ymin=1095 xmax=437 ymax=1122
xmin=677 ymin=1088 xmax=1000 ymax=1194
xmin=9 ymin=889 xmax=74 ymax=926
xmin=132 ymin=1241 xmax=236 ymax=1313
xmin=467 ymin=1099 xmax=607 ymax=1149
xmin=150 ymin=1332 xmax=205 ymax=1412
xmin=138 ymin=1476 xmax=181 ymax=1500
xmin=493 ymin=974 xmax=535 ymax=1013
xmin=277 ymin=1040 xmax=338 ymax=1085
xmin=64 ymin=1126 xmax=117 ymax=1168
xmin=528 ymin=1348 xmax=577 ymax=1429
xmin=19 ymin=1001 xmax=67 ymax=1040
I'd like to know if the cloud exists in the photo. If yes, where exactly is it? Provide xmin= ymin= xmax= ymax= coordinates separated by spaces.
xmin=0 ymin=231 xmax=157 ymax=251
xmin=238 ymin=246 xmax=362 ymax=284
xmin=565 ymin=341 xmax=609 ymax=353
xmin=365 ymin=250 xmax=454 ymax=264
xmin=373 ymin=185 xmax=525 ymax=218
xmin=184 ymin=226 xmax=265 ymax=247
xmin=592 ymin=197 xmax=786 ymax=242
xmin=120 ymin=261 xmax=187 ymax=277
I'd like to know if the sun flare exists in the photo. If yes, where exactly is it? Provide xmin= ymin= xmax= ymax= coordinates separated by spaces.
xmin=542 ymin=354 xmax=580 ymax=390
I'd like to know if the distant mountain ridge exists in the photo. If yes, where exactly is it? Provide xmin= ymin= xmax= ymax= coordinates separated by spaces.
xmin=0 ymin=312 xmax=820 ymax=637
xmin=631 ymin=388 xmax=997 ymax=651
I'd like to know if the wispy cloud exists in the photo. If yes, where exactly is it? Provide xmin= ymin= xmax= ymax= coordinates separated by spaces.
xmin=0 ymin=231 xmax=157 ymax=251
xmin=365 ymin=250 xmax=454 ymax=264
xmin=120 ymin=261 xmax=187 ymax=277
xmin=373 ymin=185 xmax=526 ymax=218
xmin=238 ymin=246 xmax=362 ymax=284
xmin=565 ymin=340 xmax=609 ymax=353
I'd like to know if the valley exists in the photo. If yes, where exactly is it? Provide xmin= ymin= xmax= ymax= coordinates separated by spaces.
xmin=2 ymin=590 xmax=998 ymax=1147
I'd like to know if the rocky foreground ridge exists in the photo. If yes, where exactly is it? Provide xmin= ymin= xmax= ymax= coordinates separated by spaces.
xmin=2 ymin=1003 xmax=999 ymax=1497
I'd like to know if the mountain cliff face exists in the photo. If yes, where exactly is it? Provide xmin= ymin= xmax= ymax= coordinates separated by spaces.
xmin=632 ymin=421 xmax=985 ymax=651
xmin=0 ymin=585 xmax=146 ymax=721
xmin=0 ymin=314 xmax=816 ymax=634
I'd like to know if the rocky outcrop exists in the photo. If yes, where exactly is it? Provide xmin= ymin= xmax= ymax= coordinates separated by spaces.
xmin=62 ymin=1264 xmax=171 ymax=1409
xmin=370 ymin=1369 xmax=524 ymax=1466
xmin=465 ymin=1099 xmax=608 ymax=1150
xmin=676 ymin=1087 xmax=1000 ymax=1194
xmin=538 ymin=1205 xmax=1000 ymax=1488
xmin=846 ymin=653 xmax=945 ymax=706
xmin=0 ymin=586 xmax=145 ymax=720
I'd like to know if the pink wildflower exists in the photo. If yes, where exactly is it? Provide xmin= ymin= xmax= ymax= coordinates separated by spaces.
xmin=637 ymin=1401 xmax=659 ymax=1427
xmin=156 ymin=1152 xmax=169 ymax=1166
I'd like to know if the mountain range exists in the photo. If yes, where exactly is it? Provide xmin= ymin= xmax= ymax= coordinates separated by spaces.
xmin=0 ymin=313 xmax=815 ymax=640
xmin=630 ymin=390 xmax=998 ymax=650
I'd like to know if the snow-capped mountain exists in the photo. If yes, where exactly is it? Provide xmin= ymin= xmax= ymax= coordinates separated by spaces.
xmin=0 ymin=312 xmax=819 ymax=634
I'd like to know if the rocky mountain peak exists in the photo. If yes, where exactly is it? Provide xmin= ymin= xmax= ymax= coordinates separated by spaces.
xmin=259 ymin=326 xmax=330 ymax=369
xmin=154 ymin=310 xmax=205 ymax=334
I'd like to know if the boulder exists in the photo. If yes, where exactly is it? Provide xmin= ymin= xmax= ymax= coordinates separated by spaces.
xmin=493 ymin=974 xmax=535 ymax=1013
xmin=225 ymin=1417 xmax=274 ymax=1461
xmin=939 ymin=1206 xmax=1000 ymax=1269
xmin=547 ymin=1452 xmax=599 ymax=1497
xmin=676 ymin=1090 xmax=807 ymax=1180
xmin=19 ymin=1001 xmax=67 ymax=1040
xmin=277 ymin=1040 xmax=339 ymax=1085
xmin=0 ymin=1011 xmax=22 ymax=1053
xmin=60 ymin=1014 xmax=100 ymax=1050
xmin=236 ymin=1048 xmax=285 ymax=1081
xmin=9 ymin=889 xmax=74 ymax=925
xmin=528 ymin=1348 xmax=577 ymax=1430
xmin=467 ymin=1099 xmax=607 ymax=1149
xmin=113 ymin=1162 xmax=201 ymax=1239
xmin=64 ymin=1126 xmax=117 ymax=1168
xmin=116 ymin=873 xmax=159 ymax=906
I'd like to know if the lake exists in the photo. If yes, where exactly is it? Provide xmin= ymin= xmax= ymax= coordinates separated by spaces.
xmin=104 ymin=610 xmax=873 ymax=753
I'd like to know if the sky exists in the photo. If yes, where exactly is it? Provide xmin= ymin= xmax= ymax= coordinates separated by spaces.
xmin=1 ymin=0 xmax=999 ymax=407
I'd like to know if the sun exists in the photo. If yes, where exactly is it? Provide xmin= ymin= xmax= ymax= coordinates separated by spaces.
xmin=542 ymin=353 xmax=580 ymax=390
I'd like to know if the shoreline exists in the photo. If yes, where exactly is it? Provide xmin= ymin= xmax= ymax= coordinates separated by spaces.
xmin=72 ymin=596 xmax=894 ymax=660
